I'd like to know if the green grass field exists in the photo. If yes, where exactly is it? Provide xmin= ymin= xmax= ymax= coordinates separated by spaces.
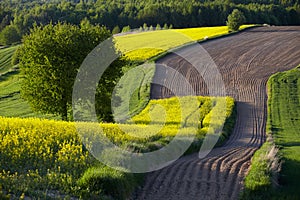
xmin=0 ymin=45 xmax=19 ymax=74
xmin=267 ymin=66 xmax=300 ymax=199
xmin=0 ymin=71 xmax=53 ymax=118
xmin=0 ymin=46 xmax=56 ymax=118
xmin=242 ymin=65 xmax=300 ymax=199
xmin=0 ymin=45 xmax=34 ymax=117
xmin=114 ymin=64 xmax=155 ymax=118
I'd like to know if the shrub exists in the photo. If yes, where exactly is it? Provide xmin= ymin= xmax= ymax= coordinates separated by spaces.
xmin=77 ymin=166 xmax=141 ymax=200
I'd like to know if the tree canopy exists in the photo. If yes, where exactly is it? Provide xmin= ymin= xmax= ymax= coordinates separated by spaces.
xmin=19 ymin=21 xmax=123 ymax=121
xmin=227 ymin=9 xmax=246 ymax=32
xmin=0 ymin=24 xmax=21 ymax=45
xmin=0 ymin=0 xmax=299 ymax=45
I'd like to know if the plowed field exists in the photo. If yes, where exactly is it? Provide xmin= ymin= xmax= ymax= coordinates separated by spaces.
xmin=134 ymin=26 xmax=300 ymax=200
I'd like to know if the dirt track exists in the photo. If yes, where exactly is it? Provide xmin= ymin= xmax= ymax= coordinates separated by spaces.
xmin=133 ymin=26 xmax=300 ymax=199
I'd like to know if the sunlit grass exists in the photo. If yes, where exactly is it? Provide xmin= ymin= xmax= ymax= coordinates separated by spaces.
xmin=267 ymin=66 xmax=300 ymax=198
xmin=243 ymin=65 xmax=300 ymax=199
xmin=0 ymin=45 xmax=19 ymax=74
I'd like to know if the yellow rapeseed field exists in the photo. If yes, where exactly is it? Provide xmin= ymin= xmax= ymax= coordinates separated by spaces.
xmin=0 ymin=96 xmax=234 ymax=168
xmin=115 ymin=25 xmax=253 ymax=61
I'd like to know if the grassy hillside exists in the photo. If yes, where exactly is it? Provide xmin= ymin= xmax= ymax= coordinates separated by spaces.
xmin=0 ymin=45 xmax=33 ymax=117
xmin=0 ymin=45 xmax=19 ymax=74
xmin=0 ymin=46 xmax=56 ymax=118
xmin=242 ymin=65 xmax=300 ymax=199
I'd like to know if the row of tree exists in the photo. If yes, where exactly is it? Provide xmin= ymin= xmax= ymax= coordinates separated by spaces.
xmin=1 ymin=0 xmax=300 ymax=45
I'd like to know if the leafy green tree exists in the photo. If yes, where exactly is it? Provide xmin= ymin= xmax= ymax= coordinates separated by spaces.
xmin=121 ymin=25 xmax=131 ymax=33
xmin=163 ymin=23 xmax=168 ymax=29
xmin=143 ymin=23 xmax=148 ymax=31
xmin=19 ymin=22 xmax=123 ymax=121
xmin=0 ymin=15 xmax=10 ymax=32
xmin=112 ymin=25 xmax=120 ymax=34
xmin=0 ymin=24 xmax=21 ymax=45
xmin=226 ymin=9 xmax=246 ymax=32
xmin=155 ymin=24 xmax=161 ymax=30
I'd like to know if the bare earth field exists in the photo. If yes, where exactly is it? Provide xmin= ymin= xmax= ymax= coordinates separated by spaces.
xmin=134 ymin=26 xmax=300 ymax=200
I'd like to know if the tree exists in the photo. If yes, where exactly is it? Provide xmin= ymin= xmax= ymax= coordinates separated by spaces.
xmin=163 ymin=23 xmax=168 ymax=29
xmin=19 ymin=22 xmax=123 ymax=121
xmin=226 ymin=9 xmax=246 ymax=32
xmin=121 ymin=25 xmax=131 ymax=33
xmin=156 ymin=24 xmax=161 ymax=30
xmin=143 ymin=23 xmax=148 ymax=31
xmin=0 ymin=24 xmax=21 ymax=45
xmin=112 ymin=25 xmax=120 ymax=34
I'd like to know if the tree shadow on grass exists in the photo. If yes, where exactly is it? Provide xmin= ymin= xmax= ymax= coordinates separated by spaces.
xmin=0 ymin=69 xmax=19 ymax=81
xmin=277 ymin=157 xmax=300 ymax=199
xmin=280 ymin=141 xmax=300 ymax=147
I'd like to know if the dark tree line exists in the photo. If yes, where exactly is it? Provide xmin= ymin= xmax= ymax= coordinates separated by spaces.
xmin=0 ymin=0 xmax=300 ymax=44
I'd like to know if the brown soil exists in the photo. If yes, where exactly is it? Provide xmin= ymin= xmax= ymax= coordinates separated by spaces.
xmin=133 ymin=26 xmax=300 ymax=200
